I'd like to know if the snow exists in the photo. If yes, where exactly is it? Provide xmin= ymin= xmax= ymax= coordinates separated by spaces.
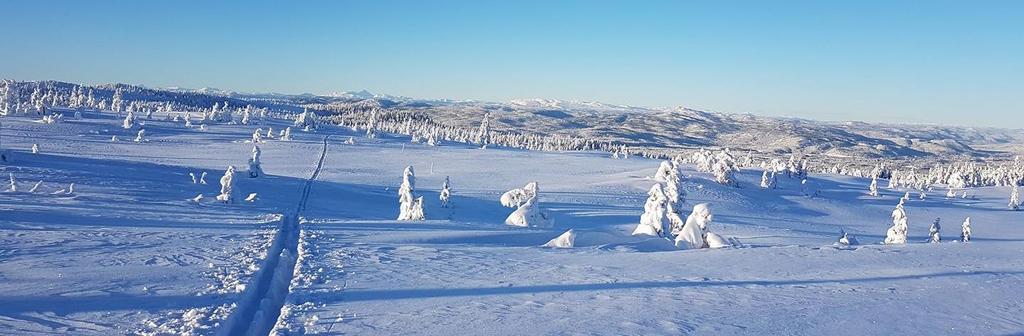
xmin=1 ymin=110 xmax=1024 ymax=335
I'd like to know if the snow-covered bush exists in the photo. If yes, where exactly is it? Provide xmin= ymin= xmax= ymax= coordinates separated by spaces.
xmin=868 ymin=176 xmax=879 ymax=197
xmin=505 ymin=193 xmax=553 ymax=228
xmin=134 ymin=129 xmax=145 ymax=142
xmin=633 ymin=184 xmax=669 ymax=236
xmin=960 ymin=217 xmax=972 ymax=242
xmin=440 ymin=176 xmax=452 ymax=208
xmin=248 ymin=145 xmax=263 ymax=178
xmin=397 ymin=165 xmax=424 ymax=220
xmin=280 ymin=127 xmax=292 ymax=141
xmin=252 ymin=128 xmax=263 ymax=143
xmin=216 ymin=166 xmax=236 ymax=203
xmin=837 ymin=229 xmax=859 ymax=246
xmin=500 ymin=182 xmax=537 ymax=208
xmin=675 ymin=203 xmax=721 ymax=249
xmin=542 ymin=229 xmax=576 ymax=248
xmin=884 ymin=200 xmax=909 ymax=244
xmin=929 ymin=218 xmax=941 ymax=243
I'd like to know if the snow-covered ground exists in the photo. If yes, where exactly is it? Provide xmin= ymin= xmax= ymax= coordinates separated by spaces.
xmin=1 ymin=112 xmax=1022 ymax=335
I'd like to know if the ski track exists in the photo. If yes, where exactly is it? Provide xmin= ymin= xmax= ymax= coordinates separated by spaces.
xmin=221 ymin=136 xmax=329 ymax=336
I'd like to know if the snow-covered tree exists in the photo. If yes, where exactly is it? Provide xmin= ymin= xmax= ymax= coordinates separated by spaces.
xmin=439 ymin=176 xmax=452 ymax=208
xmin=869 ymin=175 xmax=879 ymax=197
xmin=960 ymin=217 xmax=972 ymax=242
xmin=7 ymin=173 xmax=16 ymax=192
xmin=294 ymin=108 xmax=318 ymax=131
xmin=505 ymin=193 xmax=553 ymax=228
xmin=122 ymin=110 xmax=135 ymax=129
xmin=247 ymin=145 xmax=263 ymax=178
xmin=928 ymin=218 xmax=941 ymax=243
xmin=1010 ymin=186 xmax=1020 ymax=211
xmin=215 ymin=166 xmax=236 ymax=203
xmin=475 ymin=112 xmax=491 ymax=147
xmin=31 ymin=143 xmax=39 ymax=154
xmin=397 ymin=165 xmax=424 ymax=220
xmin=633 ymin=184 xmax=669 ymax=237
xmin=655 ymin=160 xmax=674 ymax=180
xmin=760 ymin=170 xmax=772 ymax=189
xmin=252 ymin=128 xmax=263 ymax=143
xmin=134 ymin=129 xmax=145 ymax=142
xmin=675 ymin=203 xmax=727 ymax=249
xmin=500 ymin=182 xmax=538 ymax=208
xmin=240 ymin=105 xmax=251 ymax=125
xmin=111 ymin=88 xmax=123 ymax=115
xmin=664 ymin=165 xmax=685 ymax=210
xmin=280 ymin=127 xmax=292 ymax=141
xmin=884 ymin=200 xmax=908 ymax=244
xmin=712 ymin=160 xmax=737 ymax=187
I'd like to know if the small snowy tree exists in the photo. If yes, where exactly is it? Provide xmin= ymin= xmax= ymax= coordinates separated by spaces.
xmin=215 ymin=166 xmax=236 ymax=203
xmin=759 ymin=170 xmax=772 ymax=189
xmin=655 ymin=161 xmax=674 ymax=180
xmin=397 ymin=165 xmax=424 ymax=220
xmin=928 ymin=218 xmax=941 ymax=243
xmin=281 ymin=127 xmax=292 ymax=141
xmin=633 ymin=184 xmax=669 ymax=236
xmin=837 ymin=229 xmax=860 ymax=246
xmin=7 ymin=173 xmax=16 ymax=192
xmin=500 ymin=182 xmax=537 ymax=208
xmin=439 ymin=176 xmax=452 ymax=208
xmin=675 ymin=203 xmax=720 ymax=249
xmin=122 ymin=109 xmax=135 ymax=129
xmin=134 ymin=129 xmax=145 ymax=142
xmin=252 ymin=128 xmax=263 ymax=143
xmin=868 ymin=175 xmax=879 ymax=197
xmin=247 ymin=145 xmax=263 ymax=178
xmin=475 ymin=112 xmax=491 ymax=147
xmin=664 ymin=166 xmax=685 ymax=210
xmin=884 ymin=200 xmax=908 ymax=244
xmin=505 ymin=191 xmax=554 ymax=227
xmin=1010 ymin=186 xmax=1020 ymax=211
xmin=712 ymin=160 xmax=737 ymax=187
xmin=960 ymin=217 xmax=972 ymax=242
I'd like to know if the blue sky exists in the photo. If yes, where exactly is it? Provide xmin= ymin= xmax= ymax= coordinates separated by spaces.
xmin=1 ymin=1 xmax=1021 ymax=128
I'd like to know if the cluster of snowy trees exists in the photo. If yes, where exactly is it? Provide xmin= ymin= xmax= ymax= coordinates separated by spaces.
xmin=878 ymin=198 xmax=974 ymax=245
xmin=323 ymin=108 xmax=607 ymax=152
xmin=634 ymin=161 xmax=735 ymax=249
xmin=683 ymin=148 xmax=740 ymax=187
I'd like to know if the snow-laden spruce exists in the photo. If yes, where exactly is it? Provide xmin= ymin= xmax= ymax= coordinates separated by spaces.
xmin=501 ymin=182 xmax=537 ymax=208
xmin=504 ymin=191 xmax=553 ymax=228
xmin=440 ymin=176 xmax=452 ymax=208
xmin=664 ymin=163 xmax=686 ymax=210
xmin=674 ymin=203 xmax=731 ymax=249
xmin=134 ymin=129 xmax=145 ymax=142
xmin=475 ymin=112 xmax=490 ymax=147
xmin=884 ymin=199 xmax=909 ymax=244
xmin=961 ymin=217 xmax=972 ymax=242
xmin=7 ymin=173 xmax=17 ymax=192
xmin=1010 ymin=185 xmax=1020 ymax=211
xmin=542 ymin=229 xmax=576 ymax=248
xmin=216 ymin=166 xmax=236 ymax=203
xmin=633 ymin=184 xmax=669 ymax=237
xmin=294 ymin=108 xmax=318 ymax=131
xmin=122 ymin=110 xmax=135 ymax=129
xmin=869 ymin=175 xmax=879 ymax=197
xmin=248 ymin=145 xmax=263 ymax=178
xmin=397 ymin=165 xmax=424 ymax=220
xmin=929 ymin=218 xmax=941 ymax=243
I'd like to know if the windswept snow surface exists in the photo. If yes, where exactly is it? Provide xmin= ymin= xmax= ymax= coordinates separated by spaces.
xmin=2 ymin=111 xmax=1023 ymax=335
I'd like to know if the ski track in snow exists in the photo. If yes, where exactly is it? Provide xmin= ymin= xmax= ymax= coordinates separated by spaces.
xmin=222 ymin=136 xmax=329 ymax=336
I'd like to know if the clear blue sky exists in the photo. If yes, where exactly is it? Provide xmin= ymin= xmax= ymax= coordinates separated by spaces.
xmin=1 ymin=1 xmax=1021 ymax=128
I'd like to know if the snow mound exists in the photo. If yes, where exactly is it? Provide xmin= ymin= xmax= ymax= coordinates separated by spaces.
xmin=542 ymin=229 xmax=576 ymax=248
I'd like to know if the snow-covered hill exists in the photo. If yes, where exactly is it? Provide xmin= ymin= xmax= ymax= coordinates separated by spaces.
xmin=1 ymin=106 xmax=1023 ymax=335
xmin=4 ymin=80 xmax=1021 ymax=160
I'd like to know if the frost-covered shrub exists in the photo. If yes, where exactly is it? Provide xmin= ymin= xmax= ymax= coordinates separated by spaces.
xmin=675 ymin=203 xmax=718 ymax=249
